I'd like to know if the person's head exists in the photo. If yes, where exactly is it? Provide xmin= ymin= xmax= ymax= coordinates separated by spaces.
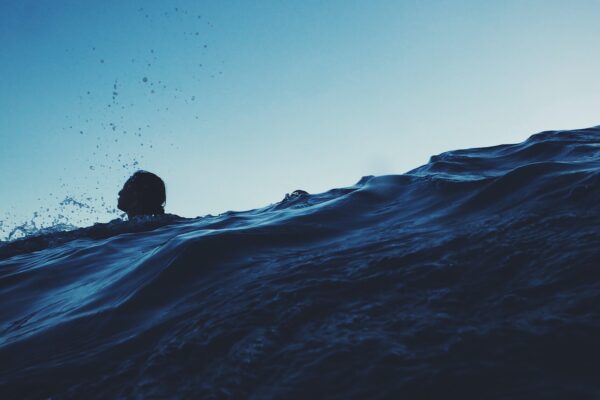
xmin=118 ymin=170 xmax=166 ymax=218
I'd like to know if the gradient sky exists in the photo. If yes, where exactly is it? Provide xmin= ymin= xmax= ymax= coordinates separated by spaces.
xmin=1 ymin=0 xmax=600 ymax=239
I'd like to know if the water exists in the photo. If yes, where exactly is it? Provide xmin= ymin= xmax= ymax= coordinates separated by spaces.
xmin=1 ymin=127 xmax=599 ymax=399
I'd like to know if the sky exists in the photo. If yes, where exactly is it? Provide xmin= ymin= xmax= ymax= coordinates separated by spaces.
xmin=1 ymin=0 xmax=600 ymax=239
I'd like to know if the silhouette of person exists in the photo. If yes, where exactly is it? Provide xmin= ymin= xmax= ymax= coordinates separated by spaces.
xmin=118 ymin=170 xmax=166 ymax=219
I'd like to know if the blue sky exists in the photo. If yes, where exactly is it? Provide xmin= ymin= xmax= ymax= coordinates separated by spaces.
xmin=1 ymin=0 xmax=600 ymax=238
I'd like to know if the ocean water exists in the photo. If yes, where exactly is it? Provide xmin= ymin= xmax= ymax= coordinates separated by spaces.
xmin=1 ymin=127 xmax=599 ymax=399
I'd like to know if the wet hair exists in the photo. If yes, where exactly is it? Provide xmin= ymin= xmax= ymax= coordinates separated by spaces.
xmin=118 ymin=170 xmax=166 ymax=218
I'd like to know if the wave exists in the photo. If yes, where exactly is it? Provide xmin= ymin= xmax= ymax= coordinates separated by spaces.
xmin=1 ymin=127 xmax=599 ymax=399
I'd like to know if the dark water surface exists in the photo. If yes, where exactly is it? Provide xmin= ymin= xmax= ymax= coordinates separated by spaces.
xmin=1 ymin=127 xmax=599 ymax=399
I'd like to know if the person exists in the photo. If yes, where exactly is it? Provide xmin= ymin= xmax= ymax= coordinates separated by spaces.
xmin=117 ymin=170 xmax=166 ymax=219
